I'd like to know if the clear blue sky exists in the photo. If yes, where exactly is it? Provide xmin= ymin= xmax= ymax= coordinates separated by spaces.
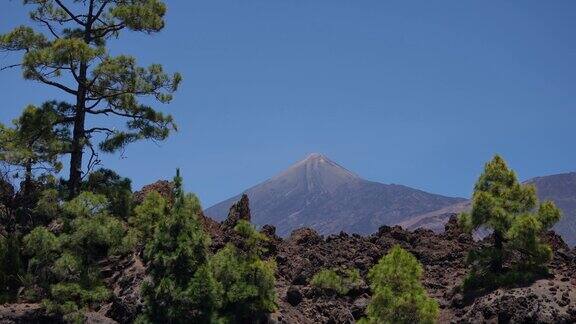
xmin=1 ymin=1 xmax=575 ymax=207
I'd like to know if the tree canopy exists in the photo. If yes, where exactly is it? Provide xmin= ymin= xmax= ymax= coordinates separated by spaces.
xmin=211 ymin=220 xmax=277 ymax=322
xmin=0 ymin=0 xmax=182 ymax=197
xmin=359 ymin=245 xmax=439 ymax=324
xmin=459 ymin=155 xmax=562 ymax=289
xmin=139 ymin=170 xmax=221 ymax=323
xmin=23 ymin=191 xmax=136 ymax=322
xmin=0 ymin=102 xmax=70 ymax=194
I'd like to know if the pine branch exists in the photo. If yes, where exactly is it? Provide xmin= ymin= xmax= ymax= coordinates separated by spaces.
xmin=86 ymin=127 xmax=114 ymax=134
xmin=92 ymin=0 xmax=111 ymax=24
xmin=54 ymin=0 xmax=86 ymax=26
xmin=31 ymin=15 xmax=60 ymax=39
xmin=34 ymin=72 xmax=78 ymax=95
xmin=0 ymin=64 xmax=22 ymax=71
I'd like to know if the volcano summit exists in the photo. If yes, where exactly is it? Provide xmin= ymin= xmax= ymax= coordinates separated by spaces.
xmin=205 ymin=153 xmax=465 ymax=236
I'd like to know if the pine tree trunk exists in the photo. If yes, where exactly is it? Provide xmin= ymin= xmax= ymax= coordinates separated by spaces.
xmin=491 ymin=230 xmax=504 ymax=273
xmin=23 ymin=159 xmax=32 ymax=196
xmin=68 ymin=4 xmax=93 ymax=198
xmin=68 ymin=57 xmax=88 ymax=198
xmin=68 ymin=106 xmax=85 ymax=198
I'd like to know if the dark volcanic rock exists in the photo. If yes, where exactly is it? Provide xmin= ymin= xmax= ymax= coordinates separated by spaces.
xmin=261 ymin=224 xmax=278 ymax=238
xmin=222 ymin=193 xmax=251 ymax=229
xmin=0 ymin=303 xmax=55 ymax=323
xmin=350 ymin=295 xmax=370 ymax=319
xmin=462 ymin=281 xmax=576 ymax=323
xmin=285 ymin=286 xmax=304 ymax=306
xmin=274 ymin=214 xmax=574 ymax=324
xmin=288 ymin=228 xmax=322 ymax=246
xmin=100 ymin=253 xmax=146 ymax=323
xmin=132 ymin=180 xmax=174 ymax=206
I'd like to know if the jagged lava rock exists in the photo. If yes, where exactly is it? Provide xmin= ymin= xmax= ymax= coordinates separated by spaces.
xmin=132 ymin=180 xmax=174 ymax=206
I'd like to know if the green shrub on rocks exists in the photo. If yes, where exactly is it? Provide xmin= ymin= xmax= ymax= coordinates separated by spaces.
xmin=212 ymin=220 xmax=277 ymax=322
xmin=359 ymin=245 xmax=439 ymax=324
xmin=23 ymin=192 xmax=134 ymax=322
xmin=311 ymin=268 xmax=361 ymax=295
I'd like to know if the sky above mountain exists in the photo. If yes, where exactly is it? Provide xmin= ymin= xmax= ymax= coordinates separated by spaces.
xmin=1 ymin=1 xmax=576 ymax=207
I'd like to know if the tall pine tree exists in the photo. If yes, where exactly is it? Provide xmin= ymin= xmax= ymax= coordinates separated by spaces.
xmin=1 ymin=0 xmax=181 ymax=197
xmin=459 ymin=155 xmax=562 ymax=288
xmin=139 ymin=170 xmax=221 ymax=323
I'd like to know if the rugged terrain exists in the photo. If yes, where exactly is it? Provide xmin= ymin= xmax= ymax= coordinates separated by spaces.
xmin=1 ymin=192 xmax=575 ymax=323
xmin=271 ymin=218 xmax=576 ymax=323
xmin=400 ymin=171 xmax=576 ymax=247
xmin=104 ymin=196 xmax=576 ymax=323
xmin=206 ymin=153 xmax=465 ymax=237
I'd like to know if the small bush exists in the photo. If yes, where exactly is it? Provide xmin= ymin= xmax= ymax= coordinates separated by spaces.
xmin=311 ymin=267 xmax=361 ymax=295
xmin=51 ymin=283 xmax=110 ymax=304
xmin=344 ymin=268 xmax=361 ymax=288
xmin=311 ymin=269 xmax=346 ymax=294
xmin=43 ymin=283 xmax=110 ymax=323
xmin=43 ymin=299 xmax=82 ymax=324
xmin=17 ymin=272 xmax=39 ymax=302
xmin=52 ymin=253 xmax=82 ymax=281
xmin=23 ymin=227 xmax=59 ymax=284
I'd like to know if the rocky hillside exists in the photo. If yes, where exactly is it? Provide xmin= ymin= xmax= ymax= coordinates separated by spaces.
xmin=2 ymin=194 xmax=574 ymax=323
xmin=400 ymin=171 xmax=576 ymax=247
xmin=273 ymin=220 xmax=575 ymax=323
xmin=205 ymin=153 xmax=465 ymax=236
xmin=95 ymin=197 xmax=576 ymax=323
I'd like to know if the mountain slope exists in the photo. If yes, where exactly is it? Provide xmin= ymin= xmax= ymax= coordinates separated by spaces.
xmin=397 ymin=201 xmax=471 ymax=233
xmin=527 ymin=172 xmax=576 ymax=246
xmin=205 ymin=153 xmax=465 ymax=236
xmin=399 ymin=171 xmax=576 ymax=246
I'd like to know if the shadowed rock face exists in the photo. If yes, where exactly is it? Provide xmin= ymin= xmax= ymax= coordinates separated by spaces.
xmin=400 ymin=172 xmax=576 ymax=247
xmin=205 ymin=153 xmax=465 ymax=237
xmin=222 ymin=193 xmax=251 ymax=229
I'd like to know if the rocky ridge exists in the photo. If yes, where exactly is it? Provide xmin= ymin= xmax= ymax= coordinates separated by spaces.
xmin=1 ymin=195 xmax=575 ymax=323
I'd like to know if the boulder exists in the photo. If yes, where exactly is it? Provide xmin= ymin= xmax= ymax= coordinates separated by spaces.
xmin=132 ymin=180 xmax=174 ymax=206
xmin=285 ymin=286 xmax=303 ymax=306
